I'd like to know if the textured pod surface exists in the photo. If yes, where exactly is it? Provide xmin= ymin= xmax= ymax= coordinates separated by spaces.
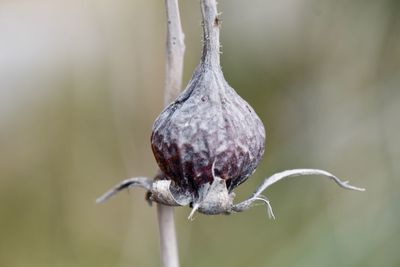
xmin=151 ymin=64 xmax=265 ymax=195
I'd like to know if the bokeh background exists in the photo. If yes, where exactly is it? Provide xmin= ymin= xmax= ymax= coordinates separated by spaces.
xmin=1 ymin=0 xmax=399 ymax=266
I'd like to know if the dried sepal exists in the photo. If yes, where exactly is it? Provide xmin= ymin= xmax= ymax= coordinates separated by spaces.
xmin=232 ymin=194 xmax=275 ymax=219
xmin=188 ymin=176 xmax=235 ymax=220
xmin=233 ymin=169 xmax=365 ymax=218
xmin=96 ymin=177 xmax=152 ymax=204
xmin=150 ymin=179 xmax=192 ymax=207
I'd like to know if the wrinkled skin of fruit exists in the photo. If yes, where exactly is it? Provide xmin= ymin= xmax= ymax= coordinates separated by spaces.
xmin=151 ymin=63 xmax=265 ymax=212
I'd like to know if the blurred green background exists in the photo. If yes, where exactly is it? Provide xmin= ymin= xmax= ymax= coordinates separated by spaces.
xmin=1 ymin=0 xmax=399 ymax=266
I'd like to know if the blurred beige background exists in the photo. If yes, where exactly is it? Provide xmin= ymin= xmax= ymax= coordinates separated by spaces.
xmin=0 ymin=0 xmax=399 ymax=266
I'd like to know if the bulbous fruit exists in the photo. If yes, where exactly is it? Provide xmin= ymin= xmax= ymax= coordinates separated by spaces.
xmin=150 ymin=0 xmax=265 ymax=215
xmin=151 ymin=66 xmax=265 ymax=195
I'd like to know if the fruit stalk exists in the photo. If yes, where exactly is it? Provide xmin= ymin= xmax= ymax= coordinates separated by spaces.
xmin=200 ymin=0 xmax=220 ymax=66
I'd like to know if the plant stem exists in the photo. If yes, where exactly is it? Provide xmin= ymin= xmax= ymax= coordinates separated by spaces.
xmin=200 ymin=0 xmax=220 ymax=67
xmin=158 ymin=1 xmax=185 ymax=267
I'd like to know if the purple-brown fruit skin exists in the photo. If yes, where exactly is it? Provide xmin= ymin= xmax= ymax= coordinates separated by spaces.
xmin=151 ymin=65 xmax=265 ymax=196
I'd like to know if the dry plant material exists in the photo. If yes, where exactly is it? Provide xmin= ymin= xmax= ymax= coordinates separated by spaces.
xmin=151 ymin=1 xmax=265 ymax=217
xmin=97 ymin=0 xmax=364 ymax=220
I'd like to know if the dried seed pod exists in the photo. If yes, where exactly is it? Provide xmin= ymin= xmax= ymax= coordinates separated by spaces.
xmin=97 ymin=0 xmax=364 ymax=220
xmin=150 ymin=0 xmax=265 ymax=215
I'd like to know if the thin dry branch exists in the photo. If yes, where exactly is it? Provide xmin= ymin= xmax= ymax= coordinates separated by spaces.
xmin=164 ymin=0 xmax=185 ymax=106
xmin=158 ymin=1 xmax=185 ymax=267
